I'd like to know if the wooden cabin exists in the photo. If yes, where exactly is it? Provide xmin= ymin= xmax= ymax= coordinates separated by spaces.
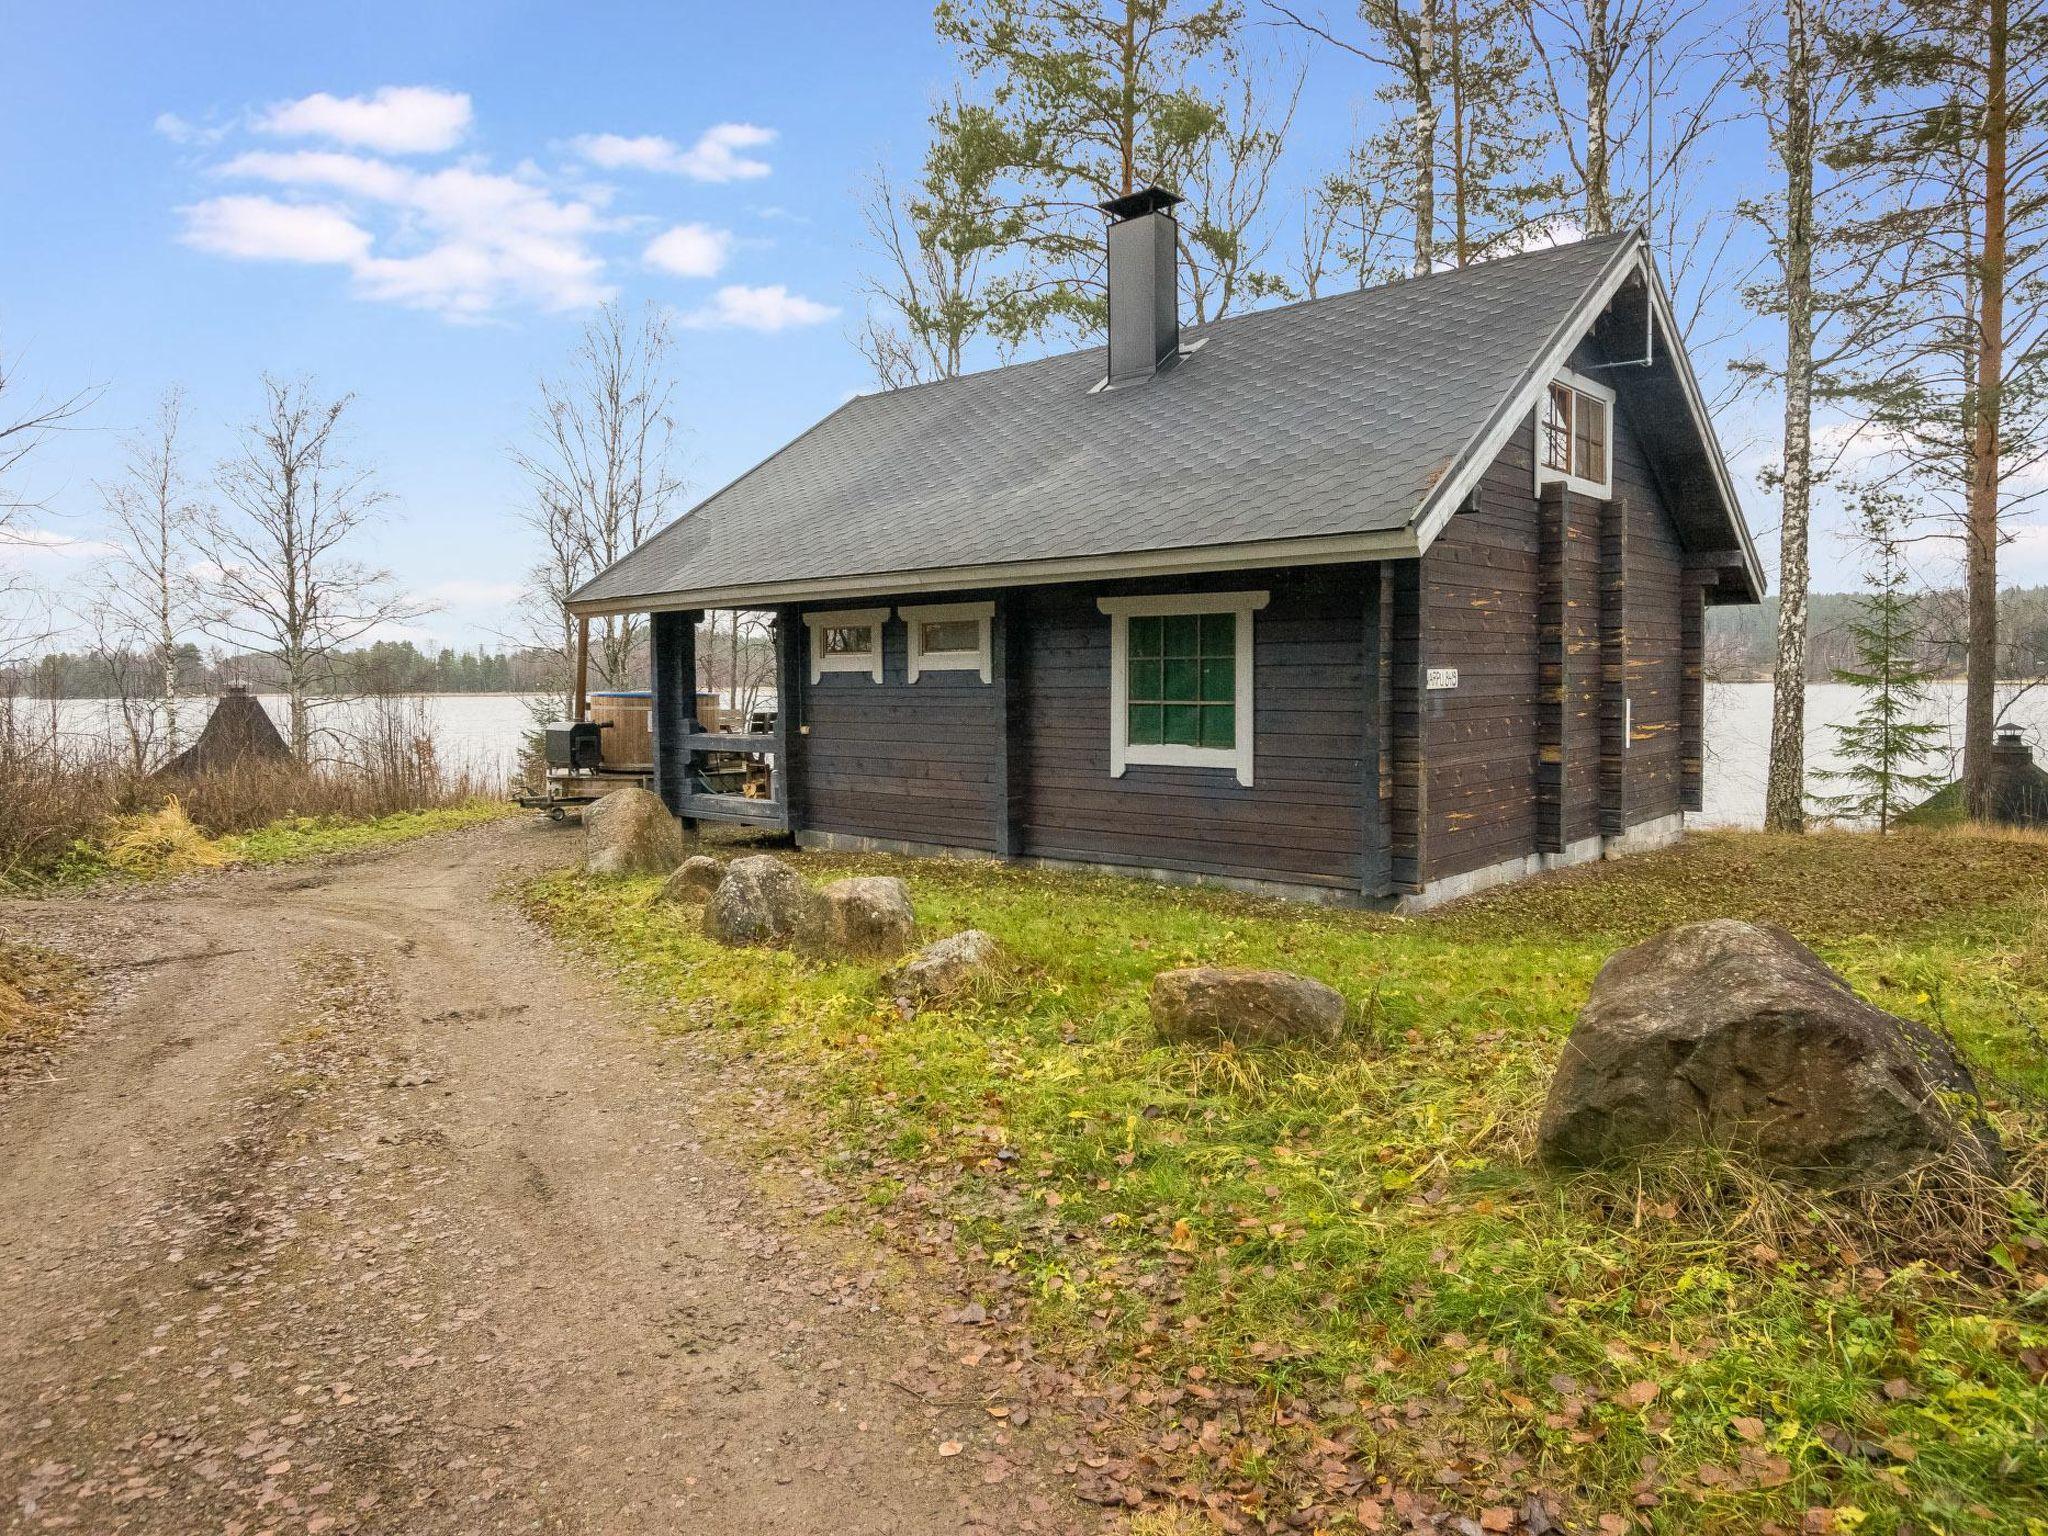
xmin=568 ymin=191 xmax=1763 ymax=909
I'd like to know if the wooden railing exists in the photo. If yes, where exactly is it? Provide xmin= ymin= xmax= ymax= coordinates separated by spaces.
xmin=680 ymin=726 xmax=787 ymax=830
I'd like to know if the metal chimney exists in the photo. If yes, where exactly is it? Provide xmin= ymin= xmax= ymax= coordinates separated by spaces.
xmin=1099 ymin=186 xmax=1182 ymax=386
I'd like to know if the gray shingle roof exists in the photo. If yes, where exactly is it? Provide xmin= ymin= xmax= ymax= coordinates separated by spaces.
xmin=574 ymin=234 xmax=1644 ymax=609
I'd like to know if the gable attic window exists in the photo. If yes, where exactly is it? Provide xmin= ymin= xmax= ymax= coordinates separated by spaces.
xmin=1098 ymin=591 xmax=1268 ymax=787
xmin=1535 ymin=367 xmax=1614 ymax=498
xmin=805 ymin=607 xmax=888 ymax=683
xmin=900 ymin=601 xmax=994 ymax=683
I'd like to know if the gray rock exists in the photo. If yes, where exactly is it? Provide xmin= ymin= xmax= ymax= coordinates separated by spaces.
xmin=798 ymin=875 xmax=916 ymax=959
xmin=582 ymin=787 xmax=685 ymax=878
xmin=1149 ymin=966 xmax=1347 ymax=1048
xmin=656 ymin=855 xmax=726 ymax=905
xmin=703 ymin=854 xmax=818 ymax=946
xmin=1538 ymin=919 xmax=2000 ymax=1180
xmin=889 ymin=929 xmax=1001 ymax=1010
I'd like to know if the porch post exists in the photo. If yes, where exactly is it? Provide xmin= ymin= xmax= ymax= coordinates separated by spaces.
xmin=1360 ymin=564 xmax=1393 ymax=898
xmin=573 ymin=614 xmax=591 ymax=722
xmin=773 ymin=607 xmax=805 ymax=832
xmin=650 ymin=609 xmax=702 ymax=822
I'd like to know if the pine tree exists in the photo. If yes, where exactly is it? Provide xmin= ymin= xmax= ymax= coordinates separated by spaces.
xmin=930 ymin=0 xmax=1245 ymax=341
xmin=1811 ymin=496 xmax=1948 ymax=830
xmin=1827 ymin=0 xmax=2048 ymax=820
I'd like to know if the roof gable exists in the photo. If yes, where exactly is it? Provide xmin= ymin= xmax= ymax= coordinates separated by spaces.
xmin=572 ymin=232 xmax=1760 ymax=612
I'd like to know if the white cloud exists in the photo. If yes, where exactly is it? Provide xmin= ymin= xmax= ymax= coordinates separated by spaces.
xmin=179 ymin=195 xmax=373 ymax=264
xmin=256 ymin=86 xmax=473 ymax=155
xmin=643 ymin=222 xmax=732 ymax=278
xmin=573 ymin=123 xmax=775 ymax=182
xmin=220 ymin=149 xmax=414 ymax=202
xmin=678 ymin=283 xmax=837 ymax=332
xmin=166 ymin=95 xmax=789 ymax=320
xmin=153 ymin=111 xmax=230 ymax=147
xmin=206 ymin=151 xmax=611 ymax=316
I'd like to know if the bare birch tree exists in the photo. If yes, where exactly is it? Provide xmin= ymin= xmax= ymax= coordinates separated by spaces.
xmin=1751 ymin=0 xmax=1825 ymax=832
xmin=1177 ymin=61 xmax=1303 ymax=319
xmin=1273 ymin=0 xmax=1561 ymax=276
xmin=0 ymin=347 xmax=98 ymax=664
xmin=203 ymin=375 xmax=419 ymax=760
xmin=512 ymin=302 xmax=685 ymax=696
xmin=95 ymin=386 xmax=203 ymax=759
xmin=1735 ymin=0 xmax=1926 ymax=830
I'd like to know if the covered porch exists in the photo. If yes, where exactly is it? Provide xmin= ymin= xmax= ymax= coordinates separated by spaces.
xmin=589 ymin=605 xmax=799 ymax=834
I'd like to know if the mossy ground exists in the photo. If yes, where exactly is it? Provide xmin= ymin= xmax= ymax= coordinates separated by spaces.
xmin=524 ymin=829 xmax=2048 ymax=1535
xmin=221 ymin=800 xmax=515 ymax=865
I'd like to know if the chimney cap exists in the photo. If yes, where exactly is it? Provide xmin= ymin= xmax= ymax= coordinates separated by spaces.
xmin=1098 ymin=185 xmax=1182 ymax=222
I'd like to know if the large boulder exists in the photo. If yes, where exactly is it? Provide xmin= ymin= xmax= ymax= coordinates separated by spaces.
xmin=656 ymin=855 xmax=726 ymax=906
xmin=798 ymin=875 xmax=916 ymax=959
xmin=889 ymin=929 xmax=1001 ymax=1011
xmin=1538 ymin=919 xmax=2000 ymax=1180
xmin=1149 ymin=967 xmax=1347 ymax=1048
xmin=583 ymin=787 xmax=685 ymax=877
xmin=703 ymin=855 xmax=819 ymax=946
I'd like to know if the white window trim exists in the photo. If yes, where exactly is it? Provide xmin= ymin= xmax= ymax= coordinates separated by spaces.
xmin=1533 ymin=366 xmax=1616 ymax=500
xmin=803 ymin=606 xmax=888 ymax=683
xmin=1098 ymin=590 xmax=1268 ymax=788
xmin=899 ymin=600 xmax=994 ymax=683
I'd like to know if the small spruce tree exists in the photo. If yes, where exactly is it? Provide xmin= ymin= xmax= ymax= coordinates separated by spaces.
xmin=1811 ymin=496 xmax=1947 ymax=831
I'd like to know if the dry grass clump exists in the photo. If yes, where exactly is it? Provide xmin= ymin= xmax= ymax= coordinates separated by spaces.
xmin=1438 ymin=826 xmax=2048 ymax=946
xmin=102 ymin=797 xmax=232 ymax=877
xmin=1560 ymin=1131 xmax=2048 ymax=1287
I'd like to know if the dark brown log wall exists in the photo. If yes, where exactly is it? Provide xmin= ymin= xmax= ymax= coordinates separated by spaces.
xmin=1617 ymin=422 xmax=1687 ymax=823
xmin=1013 ymin=567 xmax=1369 ymax=891
xmin=801 ymin=612 xmax=1003 ymax=852
xmin=1420 ymin=348 xmax=1696 ymax=883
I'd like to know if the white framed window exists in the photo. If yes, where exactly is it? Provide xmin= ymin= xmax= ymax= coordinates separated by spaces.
xmin=804 ymin=607 xmax=888 ymax=683
xmin=1098 ymin=591 xmax=1268 ymax=787
xmin=1534 ymin=367 xmax=1614 ymax=498
xmin=899 ymin=600 xmax=994 ymax=683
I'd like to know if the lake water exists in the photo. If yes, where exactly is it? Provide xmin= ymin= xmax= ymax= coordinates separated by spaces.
xmin=39 ymin=683 xmax=2048 ymax=830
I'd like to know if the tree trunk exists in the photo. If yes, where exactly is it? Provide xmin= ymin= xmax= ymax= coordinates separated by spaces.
xmin=1415 ymin=0 xmax=1439 ymax=273
xmin=1764 ymin=0 xmax=1815 ymax=834
xmin=1584 ymin=0 xmax=1612 ymax=234
xmin=1449 ymin=0 xmax=1470 ymax=265
xmin=1962 ymin=0 xmax=2007 ymax=819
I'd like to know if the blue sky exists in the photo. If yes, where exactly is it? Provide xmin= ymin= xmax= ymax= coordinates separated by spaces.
xmin=3 ymin=0 xmax=2020 ymax=654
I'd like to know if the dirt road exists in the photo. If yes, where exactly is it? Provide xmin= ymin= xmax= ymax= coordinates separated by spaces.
xmin=0 ymin=822 xmax=1095 ymax=1535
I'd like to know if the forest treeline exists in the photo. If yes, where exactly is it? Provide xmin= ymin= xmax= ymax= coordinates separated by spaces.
xmin=1708 ymin=585 xmax=2048 ymax=682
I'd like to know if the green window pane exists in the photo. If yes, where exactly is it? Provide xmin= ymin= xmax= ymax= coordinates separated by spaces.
xmin=1163 ymin=704 xmax=1201 ymax=746
xmin=1199 ymin=705 xmax=1236 ymax=749
xmin=1199 ymin=655 xmax=1234 ymax=702
xmin=1129 ymin=615 xmax=1162 ymax=658
xmin=1129 ymin=658 xmax=1162 ymax=701
xmin=1128 ymin=703 xmax=1164 ymax=744
xmin=1162 ymin=657 xmax=1198 ymax=700
xmin=1163 ymin=613 xmax=1200 ymax=656
xmin=1199 ymin=612 xmax=1234 ymax=653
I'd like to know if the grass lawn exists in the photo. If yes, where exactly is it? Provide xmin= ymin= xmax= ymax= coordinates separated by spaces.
xmin=525 ymin=829 xmax=2048 ymax=1536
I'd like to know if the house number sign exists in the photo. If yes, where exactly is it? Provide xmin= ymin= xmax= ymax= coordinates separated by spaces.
xmin=1426 ymin=667 xmax=1459 ymax=690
